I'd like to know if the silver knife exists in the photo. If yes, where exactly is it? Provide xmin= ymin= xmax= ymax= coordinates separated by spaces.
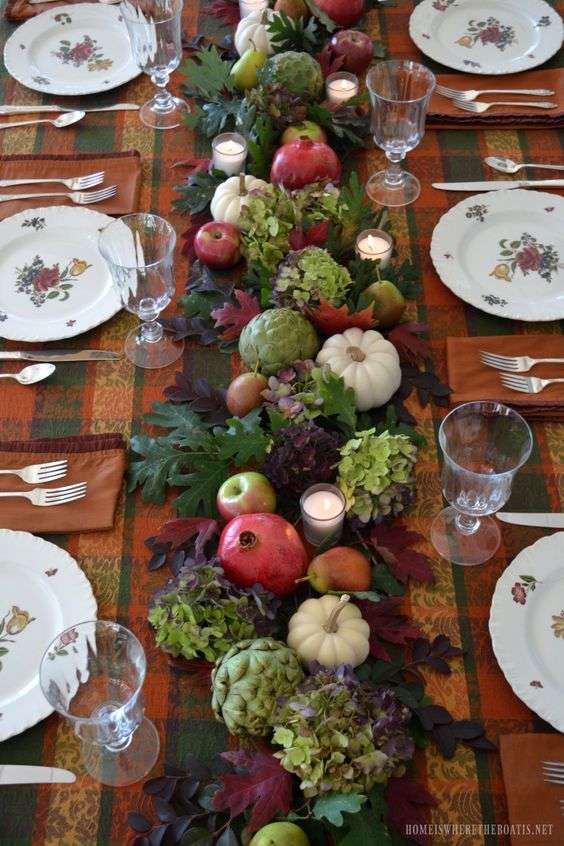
xmin=497 ymin=512 xmax=564 ymax=529
xmin=0 ymin=765 xmax=76 ymax=786
xmin=0 ymin=350 xmax=122 ymax=362
xmin=433 ymin=179 xmax=564 ymax=191
xmin=0 ymin=104 xmax=139 ymax=114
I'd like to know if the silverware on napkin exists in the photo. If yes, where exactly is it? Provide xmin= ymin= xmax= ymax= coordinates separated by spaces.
xmin=0 ymin=765 xmax=76 ymax=786
xmin=497 ymin=513 xmax=564 ymax=528
xmin=0 ymin=351 xmax=122 ymax=362
xmin=432 ymin=179 xmax=564 ymax=191
xmin=0 ymin=104 xmax=139 ymax=114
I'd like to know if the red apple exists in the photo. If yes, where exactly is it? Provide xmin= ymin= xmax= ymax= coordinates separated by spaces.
xmin=194 ymin=221 xmax=241 ymax=269
xmin=288 ymin=220 xmax=330 ymax=250
xmin=330 ymin=29 xmax=373 ymax=74
xmin=217 ymin=472 xmax=277 ymax=521
xmin=270 ymin=139 xmax=341 ymax=190
xmin=226 ymin=372 xmax=268 ymax=417
xmin=281 ymin=120 xmax=327 ymax=145
xmin=218 ymin=513 xmax=308 ymax=596
xmin=315 ymin=0 xmax=365 ymax=27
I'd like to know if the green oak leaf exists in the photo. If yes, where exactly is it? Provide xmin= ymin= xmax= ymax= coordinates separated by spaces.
xmin=128 ymin=435 xmax=188 ymax=504
xmin=310 ymin=367 xmax=357 ymax=434
xmin=313 ymin=792 xmax=366 ymax=827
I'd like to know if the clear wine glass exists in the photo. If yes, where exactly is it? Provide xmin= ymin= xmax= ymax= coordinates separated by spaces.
xmin=120 ymin=0 xmax=189 ymax=130
xmin=99 ymin=213 xmax=183 ymax=369
xmin=39 ymin=621 xmax=160 ymax=787
xmin=366 ymin=60 xmax=435 ymax=207
xmin=431 ymin=401 xmax=533 ymax=567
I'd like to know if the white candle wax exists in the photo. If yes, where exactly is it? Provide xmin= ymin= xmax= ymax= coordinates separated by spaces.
xmin=327 ymin=78 xmax=358 ymax=104
xmin=356 ymin=232 xmax=393 ymax=268
xmin=212 ymin=139 xmax=247 ymax=176
xmin=239 ymin=0 xmax=268 ymax=17
xmin=301 ymin=488 xmax=345 ymax=545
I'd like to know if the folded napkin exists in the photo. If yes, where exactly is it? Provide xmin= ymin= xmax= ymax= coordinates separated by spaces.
xmin=0 ymin=434 xmax=126 ymax=533
xmin=446 ymin=335 xmax=564 ymax=421
xmin=6 ymin=0 xmax=93 ymax=22
xmin=0 ymin=151 xmax=141 ymax=220
xmin=501 ymin=734 xmax=563 ymax=845
xmin=428 ymin=69 xmax=564 ymax=130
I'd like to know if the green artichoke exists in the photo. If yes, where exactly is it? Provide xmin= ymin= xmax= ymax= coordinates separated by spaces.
xmin=273 ymin=247 xmax=353 ymax=310
xmin=258 ymin=51 xmax=323 ymax=100
xmin=211 ymin=638 xmax=304 ymax=736
xmin=239 ymin=308 xmax=319 ymax=375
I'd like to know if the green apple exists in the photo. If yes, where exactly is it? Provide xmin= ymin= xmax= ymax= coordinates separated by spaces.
xmin=249 ymin=822 xmax=310 ymax=846
xmin=362 ymin=279 xmax=406 ymax=329
xmin=230 ymin=46 xmax=267 ymax=91
xmin=281 ymin=120 xmax=327 ymax=145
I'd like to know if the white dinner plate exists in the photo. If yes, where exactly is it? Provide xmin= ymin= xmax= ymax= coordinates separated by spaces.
xmin=410 ymin=0 xmax=563 ymax=75
xmin=0 ymin=206 xmax=122 ymax=342
xmin=490 ymin=532 xmax=564 ymax=732
xmin=4 ymin=4 xmax=140 ymax=96
xmin=430 ymin=190 xmax=564 ymax=321
xmin=0 ymin=530 xmax=97 ymax=742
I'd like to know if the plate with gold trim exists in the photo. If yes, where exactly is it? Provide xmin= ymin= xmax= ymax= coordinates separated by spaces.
xmin=489 ymin=532 xmax=564 ymax=732
xmin=0 ymin=530 xmax=96 ymax=742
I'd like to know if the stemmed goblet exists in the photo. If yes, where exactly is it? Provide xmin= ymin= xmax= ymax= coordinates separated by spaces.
xmin=39 ymin=621 xmax=160 ymax=787
xmin=431 ymin=401 xmax=533 ymax=567
xmin=99 ymin=213 xmax=183 ymax=369
xmin=366 ymin=60 xmax=435 ymax=207
xmin=120 ymin=0 xmax=189 ymax=130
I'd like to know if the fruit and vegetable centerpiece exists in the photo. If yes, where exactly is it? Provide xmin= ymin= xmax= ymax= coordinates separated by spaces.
xmin=126 ymin=1 xmax=494 ymax=844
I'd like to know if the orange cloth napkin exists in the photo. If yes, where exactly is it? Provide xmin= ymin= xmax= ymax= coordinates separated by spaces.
xmin=446 ymin=335 xmax=564 ymax=421
xmin=500 ymin=734 xmax=564 ymax=846
xmin=6 ymin=0 xmax=92 ymax=21
xmin=428 ymin=69 xmax=564 ymax=129
xmin=0 ymin=151 xmax=141 ymax=220
xmin=0 ymin=433 xmax=126 ymax=533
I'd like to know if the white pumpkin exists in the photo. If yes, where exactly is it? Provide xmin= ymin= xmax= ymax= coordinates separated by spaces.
xmin=316 ymin=327 xmax=401 ymax=412
xmin=234 ymin=9 xmax=276 ymax=57
xmin=287 ymin=594 xmax=370 ymax=669
xmin=210 ymin=173 xmax=269 ymax=225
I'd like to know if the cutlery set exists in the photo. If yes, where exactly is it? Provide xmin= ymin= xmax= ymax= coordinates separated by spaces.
xmin=0 ymin=460 xmax=87 ymax=507
xmin=436 ymin=84 xmax=557 ymax=112
xmin=0 ymin=167 xmax=117 ymax=206
xmin=0 ymin=352 xmax=121 ymax=387
xmin=480 ymin=351 xmax=564 ymax=395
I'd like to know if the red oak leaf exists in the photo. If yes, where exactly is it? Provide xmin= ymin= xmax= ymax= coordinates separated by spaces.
xmin=306 ymin=297 xmax=377 ymax=335
xmin=316 ymin=44 xmax=346 ymax=78
xmin=370 ymin=523 xmax=434 ymax=585
xmin=387 ymin=321 xmax=430 ymax=365
xmin=203 ymin=0 xmax=241 ymax=25
xmin=172 ymin=158 xmax=211 ymax=174
xmin=211 ymin=290 xmax=261 ymax=341
xmin=354 ymin=596 xmax=421 ymax=661
xmin=155 ymin=517 xmax=218 ymax=554
xmin=213 ymin=749 xmax=293 ymax=833
xmin=384 ymin=776 xmax=436 ymax=846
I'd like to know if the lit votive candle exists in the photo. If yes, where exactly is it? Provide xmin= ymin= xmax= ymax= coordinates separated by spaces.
xmin=326 ymin=72 xmax=359 ymax=105
xmin=355 ymin=229 xmax=393 ymax=269
xmin=300 ymin=483 xmax=346 ymax=546
xmin=239 ymin=0 xmax=268 ymax=17
xmin=212 ymin=132 xmax=248 ymax=176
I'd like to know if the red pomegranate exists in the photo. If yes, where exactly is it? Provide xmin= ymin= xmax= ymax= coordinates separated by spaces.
xmin=270 ymin=140 xmax=341 ymax=190
xmin=218 ymin=513 xmax=308 ymax=596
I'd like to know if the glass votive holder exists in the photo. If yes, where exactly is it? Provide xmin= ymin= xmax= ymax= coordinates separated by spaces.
xmin=326 ymin=72 xmax=359 ymax=105
xmin=239 ymin=0 xmax=268 ymax=17
xmin=355 ymin=228 xmax=393 ymax=269
xmin=212 ymin=132 xmax=248 ymax=176
xmin=300 ymin=483 xmax=346 ymax=547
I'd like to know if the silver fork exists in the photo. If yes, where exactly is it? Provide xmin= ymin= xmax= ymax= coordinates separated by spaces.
xmin=0 ymin=171 xmax=104 ymax=191
xmin=454 ymin=100 xmax=556 ymax=114
xmin=501 ymin=374 xmax=564 ymax=394
xmin=0 ymin=482 xmax=87 ymax=506
xmin=0 ymin=186 xmax=117 ymax=206
xmin=480 ymin=351 xmax=564 ymax=373
xmin=0 ymin=460 xmax=67 ymax=484
xmin=436 ymin=84 xmax=554 ymax=101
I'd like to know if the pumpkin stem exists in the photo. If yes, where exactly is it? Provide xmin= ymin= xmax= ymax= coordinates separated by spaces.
xmin=239 ymin=172 xmax=247 ymax=197
xmin=324 ymin=594 xmax=350 ymax=633
xmin=346 ymin=345 xmax=366 ymax=362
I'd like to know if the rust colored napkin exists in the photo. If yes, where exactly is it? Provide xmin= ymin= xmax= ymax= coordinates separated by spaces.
xmin=0 ymin=151 xmax=141 ymax=220
xmin=428 ymin=69 xmax=564 ymax=129
xmin=6 ymin=0 xmax=93 ymax=22
xmin=500 ymin=734 xmax=564 ymax=845
xmin=446 ymin=335 xmax=564 ymax=421
xmin=0 ymin=433 xmax=126 ymax=533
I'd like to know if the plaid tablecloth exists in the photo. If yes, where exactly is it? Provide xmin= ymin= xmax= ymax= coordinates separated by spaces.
xmin=0 ymin=2 xmax=563 ymax=844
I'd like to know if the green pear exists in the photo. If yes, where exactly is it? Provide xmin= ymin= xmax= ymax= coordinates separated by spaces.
xmin=249 ymin=822 xmax=310 ymax=846
xmin=362 ymin=279 xmax=406 ymax=329
xmin=230 ymin=46 xmax=267 ymax=91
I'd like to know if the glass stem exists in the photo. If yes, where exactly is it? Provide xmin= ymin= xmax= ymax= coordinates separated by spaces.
xmin=384 ymin=152 xmax=405 ymax=187
xmin=141 ymin=320 xmax=163 ymax=344
xmin=151 ymin=70 xmax=174 ymax=112
xmin=455 ymin=513 xmax=481 ymax=535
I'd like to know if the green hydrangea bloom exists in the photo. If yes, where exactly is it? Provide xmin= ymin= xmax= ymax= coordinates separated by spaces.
xmin=274 ymin=247 xmax=352 ymax=310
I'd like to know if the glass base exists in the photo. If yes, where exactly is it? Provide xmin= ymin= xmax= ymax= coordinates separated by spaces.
xmin=140 ymin=96 xmax=190 ymax=130
xmin=81 ymin=717 xmax=160 ymax=786
xmin=366 ymin=169 xmax=421 ymax=207
xmin=431 ymin=506 xmax=501 ymax=567
xmin=125 ymin=326 xmax=184 ymax=369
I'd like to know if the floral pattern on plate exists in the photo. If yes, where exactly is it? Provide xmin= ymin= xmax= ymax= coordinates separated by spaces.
xmin=14 ymin=256 xmax=91 ymax=308
xmin=0 ymin=606 xmax=36 ymax=672
xmin=511 ymin=575 xmax=540 ymax=605
xmin=465 ymin=204 xmax=488 ymax=223
xmin=490 ymin=233 xmax=561 ymax=284
xmin=551 ymin=611 xmax=564 ymax=639
xmin=47 ymin=627 xmax=79 ymax=660
xmin=455 ymin=17 xmax=517 ymax=51
xmin=52 ymin=35 xmax=114 ymax=72
xmin=22 ymin=217 xmax=46 ymax=231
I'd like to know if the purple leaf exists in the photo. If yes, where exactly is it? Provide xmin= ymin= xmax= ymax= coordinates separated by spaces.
xmin=127 ymin=812 xmax=152 ymax=833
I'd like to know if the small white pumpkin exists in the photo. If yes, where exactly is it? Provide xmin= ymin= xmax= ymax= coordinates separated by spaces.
xmin=234 ymin=9 xmax=276 ymax=57
xmin=210 ymin=172 xmax=269 ymax=225
xmin=316 ymin=327 xmax=401 ymax=412
xmin=287 ymin=594 xmax=370 ymax=669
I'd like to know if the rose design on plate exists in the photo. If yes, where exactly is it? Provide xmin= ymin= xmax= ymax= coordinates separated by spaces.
xmin=14 ymin=255 xmax=91 ymax=308
xmin=0 ymin=606 xmax=36 ymax=672
xmin=52 ymin=35 xmax=113 ymax=72
xmin=456 ymin=17 xmax=517 ymax=52
xmin=490 ymin=233 xmax=561 ymax=285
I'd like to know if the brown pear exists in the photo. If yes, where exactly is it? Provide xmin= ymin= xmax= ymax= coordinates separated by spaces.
xmin=274 ymin=0 xmax=309 ymax=20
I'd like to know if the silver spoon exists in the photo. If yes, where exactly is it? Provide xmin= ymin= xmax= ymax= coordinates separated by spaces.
xmin=0 ymin=111 xmax=85 ymax=131
xmin=0 ymin=363 xmax=56 ymax=384
xmin=485 ymin=155 xmax=564 ymax=174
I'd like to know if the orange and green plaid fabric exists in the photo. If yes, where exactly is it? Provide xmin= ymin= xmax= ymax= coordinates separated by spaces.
xmin=0 ymin=1 xmax=563 ymax=844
